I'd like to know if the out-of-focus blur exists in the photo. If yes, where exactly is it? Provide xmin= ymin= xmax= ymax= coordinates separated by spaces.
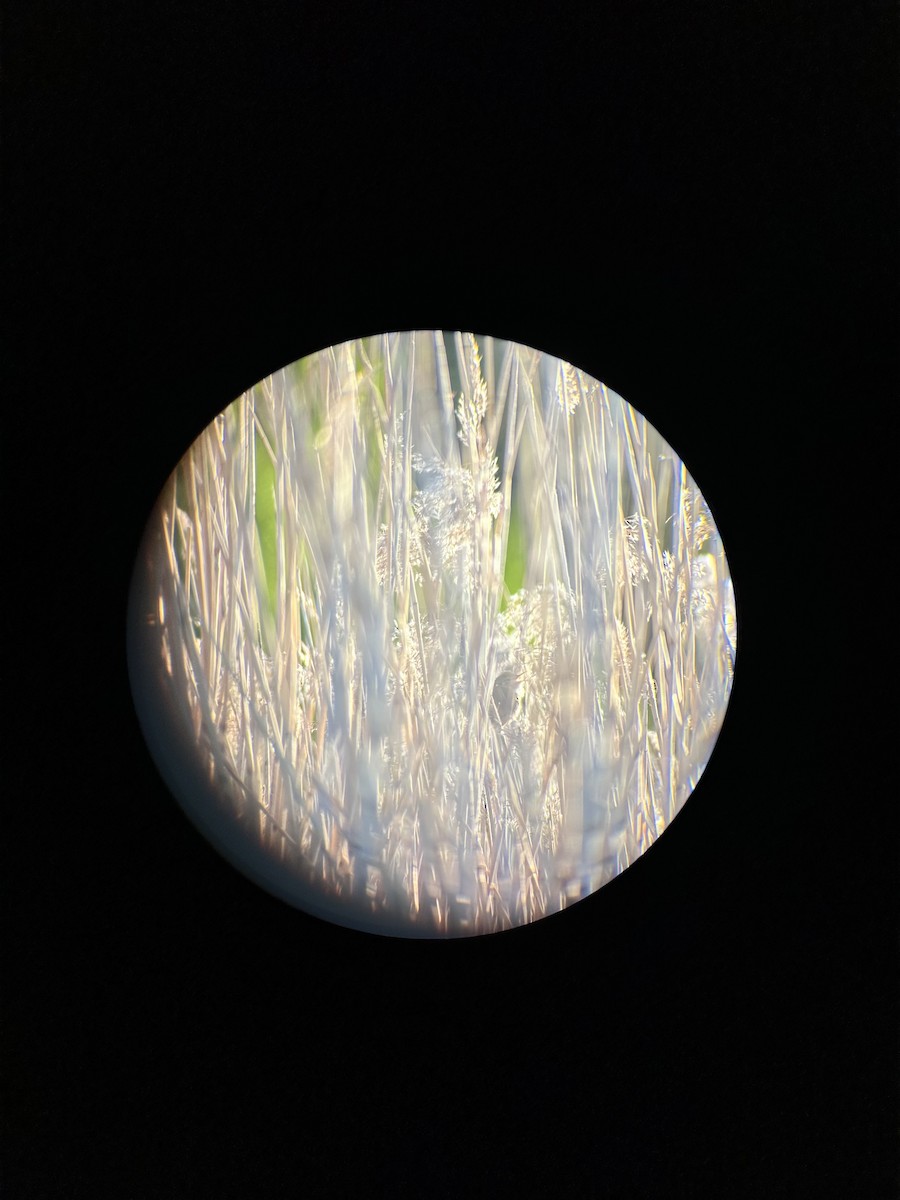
xmin=128 ymin=332 xmax=737 ymax=936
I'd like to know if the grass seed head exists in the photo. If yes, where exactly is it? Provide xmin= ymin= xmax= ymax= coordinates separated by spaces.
xmin=143 ymin=332 xmax=737 ymax=935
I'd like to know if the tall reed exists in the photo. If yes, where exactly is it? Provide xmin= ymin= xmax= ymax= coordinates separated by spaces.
xmin=150 ymin=332 xmax=736 ymax=935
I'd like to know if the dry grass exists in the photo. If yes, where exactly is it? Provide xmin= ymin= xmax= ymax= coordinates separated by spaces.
xmin=147 ymin=332 xmax=736 ymax=935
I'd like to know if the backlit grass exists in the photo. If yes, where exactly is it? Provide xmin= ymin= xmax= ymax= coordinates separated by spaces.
xmin=147 ymin=332 xmax=736 ymax=935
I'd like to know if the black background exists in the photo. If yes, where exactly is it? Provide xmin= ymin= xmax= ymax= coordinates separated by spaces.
xmin=3 ymin=1 xmax=897 ymax=1197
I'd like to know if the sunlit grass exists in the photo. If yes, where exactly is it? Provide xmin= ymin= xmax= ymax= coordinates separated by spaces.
xmin=150 ymin=332 xmax=736 ymax=935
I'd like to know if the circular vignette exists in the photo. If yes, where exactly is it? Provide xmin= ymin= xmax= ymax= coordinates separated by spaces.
xmin=127 ymin=331 xmax=737 ymax=938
